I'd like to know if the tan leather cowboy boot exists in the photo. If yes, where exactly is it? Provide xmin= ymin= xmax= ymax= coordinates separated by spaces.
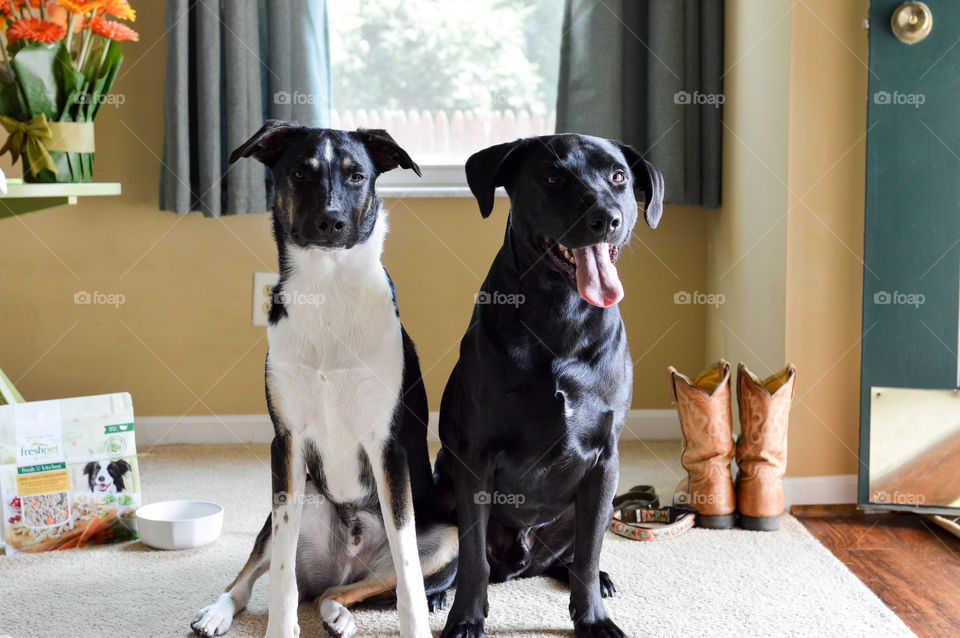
xmin=735 ymin=362 xmax=797 ymax=531
xmin=668 ymin=360 xmax=736 ymax=529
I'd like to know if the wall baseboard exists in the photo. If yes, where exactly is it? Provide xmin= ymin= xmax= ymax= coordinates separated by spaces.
xmin=135 ymin=409 xmax=682 ymax=447
xmin=782 ymin=474 xmax=858 ymax=508
xmin=134 ymin=413 xmax=857 ymax=507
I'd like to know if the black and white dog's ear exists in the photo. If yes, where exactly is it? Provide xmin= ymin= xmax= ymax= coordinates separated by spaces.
xmin=465 ymin=139 xmax=529 ymax=218
xmin=83 ymin=462 xmax=95 ymax=477
xmin=111 ymin=459 xmax=131 ymax=476
xmin=617 ymin=143 xmax=665 ymax=229
xmin=229 ymin=119 xmax=298 ymax=166
xmin=355 ymin=129 xmax=422 ymax=177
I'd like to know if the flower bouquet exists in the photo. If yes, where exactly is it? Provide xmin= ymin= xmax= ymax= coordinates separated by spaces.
xmin=0 ymin=1 xmax=137 ymax=183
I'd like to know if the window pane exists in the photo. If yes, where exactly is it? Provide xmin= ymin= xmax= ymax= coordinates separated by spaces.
xmin=329 ymin=0 xmax=563 ymax=164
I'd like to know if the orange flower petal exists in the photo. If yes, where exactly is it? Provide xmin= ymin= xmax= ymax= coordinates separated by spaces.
xmin=7 ymin=17 xmax=66 ymax=43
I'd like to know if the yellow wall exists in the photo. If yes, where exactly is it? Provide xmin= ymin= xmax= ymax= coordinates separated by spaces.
xmin=706 ymin=0 xmax=792 ymax=381
xmin=0 ymin=0 xmax=709 ymax=417
xmin=784 ymin=0 xmax=869 ymax=476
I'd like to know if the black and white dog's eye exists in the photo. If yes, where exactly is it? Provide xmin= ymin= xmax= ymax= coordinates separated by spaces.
xmin=293 ymin=169 xmax=306 ymax=180
xmin=350 ymin=173 xmax=365 ymax=183
xmin=611 ymin=170 xmax=626 ymax=183
xmin=546 ymin=174 xmax=563 ymax=185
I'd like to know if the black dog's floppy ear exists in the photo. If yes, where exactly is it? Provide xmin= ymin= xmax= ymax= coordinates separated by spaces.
xmin=83 ymin=462 xmax=95 ymax=477
xmin=617 ymin=144 xmax=665 ymax=229
xmin=465 ymin=139 xmax=529 ymax=218
xmin=354 ymin=129 xmax=421 ymax=177
xmin=229 ymin=119 xmax=298 ymax=166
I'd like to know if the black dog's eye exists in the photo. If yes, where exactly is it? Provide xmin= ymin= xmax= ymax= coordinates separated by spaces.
xmin=611 ymin=170 xmax=627 ymax=183
xmin=545 ymin=173 xmax=564 ymax=185
xmin=292 ymin=169 xmax=306 ymax=180
xmin=350 ymin=173 xmax=365 ymax=183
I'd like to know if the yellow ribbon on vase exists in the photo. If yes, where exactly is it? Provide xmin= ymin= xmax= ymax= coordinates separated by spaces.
xmin=0 ymin=113 xmax=96 ymax=177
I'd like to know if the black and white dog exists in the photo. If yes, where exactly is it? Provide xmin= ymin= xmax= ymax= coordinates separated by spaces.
xmin=83 ymin=459 xmax=131 ymax=494
xmin=191 ymin=121 xmax=457 ymax=638
xmin=435 ymin=135 xmax=664 ymax=638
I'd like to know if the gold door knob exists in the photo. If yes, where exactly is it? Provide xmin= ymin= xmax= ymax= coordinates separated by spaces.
xmin=891 ymin=1 xmax=933 ymax=44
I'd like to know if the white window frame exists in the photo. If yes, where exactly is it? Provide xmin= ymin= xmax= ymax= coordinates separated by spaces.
xmin=374 ymin=163 xmax=508 ymax=199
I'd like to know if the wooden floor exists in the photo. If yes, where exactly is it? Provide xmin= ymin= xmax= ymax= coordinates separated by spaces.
xmin=795 ymin=505 xmax=960 ymax=637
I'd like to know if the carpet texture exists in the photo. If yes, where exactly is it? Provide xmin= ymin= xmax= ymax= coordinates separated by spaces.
xmin=0 ymin=441 xmax=913 ymax=638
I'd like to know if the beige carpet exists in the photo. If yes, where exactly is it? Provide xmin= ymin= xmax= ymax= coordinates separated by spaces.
xmin=0 ymin=442 xmax=913 ymax=638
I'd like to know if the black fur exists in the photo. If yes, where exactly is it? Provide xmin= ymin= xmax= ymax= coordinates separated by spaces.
xmin=435 ymin=134 xmax=664 ymax=638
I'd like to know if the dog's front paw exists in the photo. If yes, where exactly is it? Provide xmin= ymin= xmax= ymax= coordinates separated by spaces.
xmin=598 ymin=571 xmax=616 ymax=598
xmin=264 ymin=620 xmax=300 ymax=638
xmin=440 ymin=619 xmax=485 ymax=638
xmin=427 ymin=589 xmax=447 ymax=612
xmin=191 ymin=593 xmax=236 ymax=637
xmin=573 ymin=617 xmax=626 ymax=638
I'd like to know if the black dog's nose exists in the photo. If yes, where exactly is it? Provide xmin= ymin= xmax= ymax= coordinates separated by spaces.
xmin=587 ymin=210 xmax=622 ymax=235
xmin=315 ymin=209 xmax=347 ymax=236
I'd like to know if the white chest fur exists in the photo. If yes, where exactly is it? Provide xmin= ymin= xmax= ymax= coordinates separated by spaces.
xmin=266 ymin=214 xmax=403 ymax=502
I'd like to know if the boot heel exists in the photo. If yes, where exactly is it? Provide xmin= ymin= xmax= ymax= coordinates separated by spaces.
xmin=696 ymin=513 xmax=737 ymax=529
xmin=738 ymin=513 xmax=780 ymax=531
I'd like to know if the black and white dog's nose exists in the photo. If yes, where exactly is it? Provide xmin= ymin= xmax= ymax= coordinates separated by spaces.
xmin=315 ymin=209 xmax=347 ymax=236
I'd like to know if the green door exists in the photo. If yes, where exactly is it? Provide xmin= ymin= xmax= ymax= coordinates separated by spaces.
xmin=861 ymin=0 xmax=960 ymax=512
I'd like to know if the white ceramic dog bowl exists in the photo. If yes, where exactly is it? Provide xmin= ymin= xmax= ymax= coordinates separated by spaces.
xmin=136 ymin=500 xmax=223 ymax=550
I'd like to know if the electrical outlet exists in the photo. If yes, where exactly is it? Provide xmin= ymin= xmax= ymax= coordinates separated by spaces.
xmin=252 ymin=272 xmax=280 ymax=326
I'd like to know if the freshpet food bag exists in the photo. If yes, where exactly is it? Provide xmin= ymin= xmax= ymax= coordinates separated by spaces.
xmin=0 ymin=393 xmax=140 ymax=554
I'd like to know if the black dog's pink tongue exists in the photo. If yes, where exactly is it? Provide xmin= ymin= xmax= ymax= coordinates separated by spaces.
xmin=573 ymin=243 xmax=623 ymax=307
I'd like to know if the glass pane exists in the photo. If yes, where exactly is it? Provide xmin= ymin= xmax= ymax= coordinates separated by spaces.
xmin=329 ymin=0 xmax=563 ymax=164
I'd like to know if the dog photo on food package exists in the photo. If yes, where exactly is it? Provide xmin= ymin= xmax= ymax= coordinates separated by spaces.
xmin=0 ymin=393 xmax=141 ymax=554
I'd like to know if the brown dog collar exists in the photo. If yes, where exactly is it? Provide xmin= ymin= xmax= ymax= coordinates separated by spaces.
xmin=610 ymin=486 xmax=695 ymax=541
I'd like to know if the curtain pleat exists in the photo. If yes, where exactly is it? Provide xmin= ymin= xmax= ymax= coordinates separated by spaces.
xmin=556 ymin=0 xmax=723 ymax=209
xmin=160 ymin=0 xmax=331 ymax=217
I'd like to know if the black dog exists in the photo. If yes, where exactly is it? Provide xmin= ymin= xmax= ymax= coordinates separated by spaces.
xmin=83 ymin=459 xmax=131 ymax=494
xmin=434 ymin=134 xmax=664 ymax=638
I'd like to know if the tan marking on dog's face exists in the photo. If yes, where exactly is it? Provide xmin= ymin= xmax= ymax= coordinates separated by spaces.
xmin=307 ymin=157 xmax=321 ymax=170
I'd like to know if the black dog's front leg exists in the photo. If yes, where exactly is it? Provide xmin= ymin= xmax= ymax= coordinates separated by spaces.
xmin=440 ymin=457 xmax=494 ymax=638
xmin=569 ymin=446 xmax=625 ymax=638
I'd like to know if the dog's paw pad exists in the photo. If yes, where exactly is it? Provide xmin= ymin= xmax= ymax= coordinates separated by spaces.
xmin=191 ymin=596 xmax=235 ymax=637
xmin=319 ymin=598 xmax=357 ymax=638
xmin=599 ymin=570 xmax=616 ymax=598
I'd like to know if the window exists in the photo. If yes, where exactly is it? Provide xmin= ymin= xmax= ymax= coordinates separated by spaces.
xmin=328 ymin=0 xmax=563 ymax=190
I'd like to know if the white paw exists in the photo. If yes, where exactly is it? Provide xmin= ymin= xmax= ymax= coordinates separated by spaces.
xmin=264 ymin=620 xmax=300 ymax=638
xmin=191 ymin=593 xmax=236 ymax=637
xmin=319 ymin=598 xmax=357 ymax=638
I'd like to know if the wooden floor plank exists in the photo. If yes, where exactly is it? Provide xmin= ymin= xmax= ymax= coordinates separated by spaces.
xmin=797 ymin=511 xmax=960 ymax=638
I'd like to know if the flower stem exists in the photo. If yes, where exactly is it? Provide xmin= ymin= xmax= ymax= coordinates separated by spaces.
xmin=96 ymin=37 xmax=109 ymax=76
xmin=78 ymin=20 xmax=93 ymax=72
xmin=65 ymin=14 xmax=75 ymax=60
xmin=39 ymin=2 xmax=45 ymax=20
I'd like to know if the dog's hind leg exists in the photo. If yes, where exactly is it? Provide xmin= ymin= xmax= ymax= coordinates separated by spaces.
xmin=313 ymin=522 xmax=459 ymax=637
xmin=192 ymin=515 xmax=272 ymax=637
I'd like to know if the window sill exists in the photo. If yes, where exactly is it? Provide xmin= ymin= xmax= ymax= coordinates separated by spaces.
xmin=374 ymin=164 xmax=505 ymax=200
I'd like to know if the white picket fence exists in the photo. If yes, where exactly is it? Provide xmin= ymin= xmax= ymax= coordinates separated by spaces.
xmin=330 ymin=109 xmax=556 ymax=160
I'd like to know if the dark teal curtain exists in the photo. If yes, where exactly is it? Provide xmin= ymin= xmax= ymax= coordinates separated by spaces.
xmin=556 ymin=0 xmax=723 ymax=208
xmin=160 ymin=0 xmax=331 ymax=216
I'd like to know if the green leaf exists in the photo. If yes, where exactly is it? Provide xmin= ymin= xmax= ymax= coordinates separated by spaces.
xmin=10 ymin=43 xmax=64 ymax=120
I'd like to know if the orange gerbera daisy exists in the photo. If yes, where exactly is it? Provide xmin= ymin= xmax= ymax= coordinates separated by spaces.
xmin=57 ymin=0 xmax=101 ymax=13
xmin=100 ymin=0 xmax=133 ymax=22
xmin=86 ymin=14 xmax=136 ymax=40
xmin=7 ymin=17 xmax=65 ymax=43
